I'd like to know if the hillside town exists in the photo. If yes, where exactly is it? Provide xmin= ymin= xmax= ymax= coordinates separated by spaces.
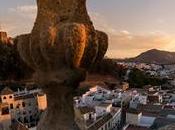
xmin=72 ymin=61 xmax=175 ymax=130
xmin=2 ymin=61 xmax=175 ymax=130
xmin=0 ymin=1 xmax=175 ymax=130
xmin=74 ymin=83 xmax=175 ymax=130
xmin=118 ymin=62 xmax=175 ymax=88
xmin=118 ymin=62 xmax=175 ymax=79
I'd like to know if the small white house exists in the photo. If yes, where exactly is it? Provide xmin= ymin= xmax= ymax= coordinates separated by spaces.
xmin=126 ymin=109 xmax=142 ymax=126
xmin=95 ymin=103 xmax=112 ymax=117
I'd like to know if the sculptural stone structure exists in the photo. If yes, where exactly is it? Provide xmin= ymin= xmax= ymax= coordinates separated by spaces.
xmin=17 ymin=0 xmax=108 ymax=130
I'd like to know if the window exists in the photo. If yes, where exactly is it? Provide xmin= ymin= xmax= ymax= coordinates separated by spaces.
xmin=1 ymin=107 xmax=9 ymax=115
xmin=10 ymin=104 xmax=13 ymax=109
xmin=18 ymin=117 xmax=21 ymax=122
xmin=105 ymin=124 xmax=107 ymax=130
xmin=22 ymin=102 xmax=26 ymax=107
xmin=16 ymin=104 xmax=20 ymax=109
xmin=3 ymin=96 xmax=6 ymax=99
xmin=28 ymin=102 xmax=31 ymax=106
xmin=30 ymin=115 xmax=33 ymax=121
xmin=108 ymin=122 xmax=110 ymax=128
xmin=24 ymin=117 xmax=28 ymax=123
xmin=23 ymin=111 xmax=26 ymax=115
xmin=9 ymin=96 xmax=13 ymax=99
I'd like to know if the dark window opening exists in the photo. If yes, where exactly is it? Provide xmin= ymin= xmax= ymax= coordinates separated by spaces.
xmin=1 ymin=107 xmax=9 ymax=115
xmin=10 ymin=104 xmax=13 ymax=109
xmin=22 ymin=102 xmax=25 ymax=107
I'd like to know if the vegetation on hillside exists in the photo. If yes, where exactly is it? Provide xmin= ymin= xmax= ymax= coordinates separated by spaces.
xmin=90 ymin=58 xmax=127 ymax=80
xmin=128 ymin=68 xmax=167 ymax=88
xmin=0 ymin=41 xmax=33 ymax=81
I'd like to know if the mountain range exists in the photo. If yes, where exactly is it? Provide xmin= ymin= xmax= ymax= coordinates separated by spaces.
xmin=123 ymin=49 xmax=175 ymax=65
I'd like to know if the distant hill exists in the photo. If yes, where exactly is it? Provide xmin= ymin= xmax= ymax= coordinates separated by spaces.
xmin=130 ymin=49 xmax=175 ymax=64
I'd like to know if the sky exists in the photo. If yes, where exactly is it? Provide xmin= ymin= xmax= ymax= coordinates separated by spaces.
xmin=1 ymin=0 xmax=175 ymax=58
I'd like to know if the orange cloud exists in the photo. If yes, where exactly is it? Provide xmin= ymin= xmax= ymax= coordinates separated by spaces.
xmin=108 ymin=32 xmax=175 ymax=58
xmin=1 ymin=5 xmax=175 ymax=59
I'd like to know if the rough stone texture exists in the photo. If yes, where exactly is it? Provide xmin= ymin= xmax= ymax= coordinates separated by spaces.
xmin=17 ymin=0 xmax=108 ymax=130
xmin=0 ymin=32 xmax=8 ymax=43
xmin=0 ymin=32 xmax=13 ymax=44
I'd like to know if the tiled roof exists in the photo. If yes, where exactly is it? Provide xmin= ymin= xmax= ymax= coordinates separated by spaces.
xmin=14 ymin=94 xmax=35 ymax=101
xmin=147 ymin=95 xmax=159 ymax=103
xmin=125 ymin=125 xmax=150 ymax=130
xmin=78 ymin=106 xmax=95 ymax=115
xmin=137 ymin=104 xmax=162 ymax=113
xmin=127 ymin=108 xmax=142 ymax=115
xmin=151 ymin=117 xmax=175 ymax=129
xmin=87 ymin=113 xmax=112 ymax=130
xmin=96 ymin=102 xmax=112 ymax=108
xmin=160 ymin=109 xmax=175 ymax=117
xmin=159 ymin=124 xmax=175 ymax=130
xmin=0 ymin=87 xmax=14 ymax=95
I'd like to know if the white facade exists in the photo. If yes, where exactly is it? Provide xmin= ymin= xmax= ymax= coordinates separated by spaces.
xmin=0 ymin=87 xmax=46 ymax=129
xmin=126 ymin=111 xmax=142 ymax=126
xmin=37 ymin=94 xmax=47 ymax=111
xmin=139 ymin=116 xmax=156 ymax=127
xmin=95 ymin=103 xmax=112 ymax=117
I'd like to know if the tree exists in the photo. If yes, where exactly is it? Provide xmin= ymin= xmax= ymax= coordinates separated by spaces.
xmin=0 ymin=41 xmax=33 ymax=81
xmin=128 ymin=68 xmax=166 ymax=88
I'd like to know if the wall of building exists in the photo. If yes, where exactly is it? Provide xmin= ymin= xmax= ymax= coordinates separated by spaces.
xmin=126 ymin=113 xmax=142 ymax=126
xmin=37 ymin=94 xmax=47 ymax=111
xmin=0 ymin=114 xmax=11 ymax=130
xmin=95 ymin=105 xmax=112 ymax=117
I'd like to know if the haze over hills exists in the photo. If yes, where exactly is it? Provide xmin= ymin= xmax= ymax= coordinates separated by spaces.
xmin=127 ymin=49 xmax=175 ymax=65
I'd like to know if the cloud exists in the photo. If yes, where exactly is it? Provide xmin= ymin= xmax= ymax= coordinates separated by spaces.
xmin=1 ymin=5 xmax=175 ymax=59
xmin=88 ymin=12 xmax=175 ymax=58
xmin=89 ymin=12 xmax=118 ymax=35
xmin=9 ymin=5 xmax=37 ymax=18
xmin=9 ymin=5 xmax=37 ymax=13
xmin=108 ymin=32 xmax=175 ymax=58
xmin=0 ymin=5 xmax=37 ymax=36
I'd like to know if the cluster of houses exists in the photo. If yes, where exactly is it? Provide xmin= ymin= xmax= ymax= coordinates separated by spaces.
xmin=74 ymin=84 xmax=175 ymax=130
xmin=118 ymin=62 xmax=175 ymax=79
xmin=118 ymin=62 xmax=175 ymax=90
xmin=74 ymin=86 xmax=123 ymax=130
xmin=0 ymin=86 xmax=47 ymax=130
xmin=125 ymin=85 xmax=175 ymax=130
xmin=1 ymin=80 xmax=175 ymax=130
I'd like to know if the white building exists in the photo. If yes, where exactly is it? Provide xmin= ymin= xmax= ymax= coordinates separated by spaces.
xmin=0 ymin=87 xmax=47 ymax=129
xmin=74 ymin=86 xmax=122 ymax=130
xmin=95 ymin=103 xmax=112 ymax=117
xmin=126 ymin=109 xmax=142 ymax=126
xmin=130 ymin=93 xmax=147 ymax=109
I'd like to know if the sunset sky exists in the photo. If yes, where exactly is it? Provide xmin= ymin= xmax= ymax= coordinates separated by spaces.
xmin=1 ymin=0 xmax=175 ymax=58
